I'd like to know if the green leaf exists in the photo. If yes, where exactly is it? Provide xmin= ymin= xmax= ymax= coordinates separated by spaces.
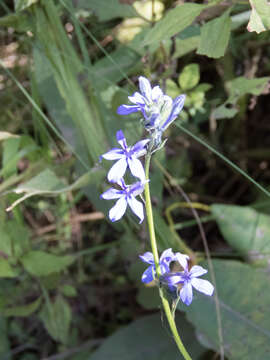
xmin=15 ymin=0 xmax=39 ymax=12
xmin=173 ymin=36 xmax=200 ymax=59
xmin=211 ymin=204 xmax=270 ymax=264
xmin=60 ymin=284 xmax=77 ymax=298
xmin=75 ymin=0 xmax=138 ymax=21
xmin=197 ymin=8 xmax=232 ymax=58
xmin=0 ymin=258 xmax=17 ymax=278
xmin=7 ymin=169 xmax=102 ymax=211
xmin=178 ymin=64 xmax=200 ymax=90
xmin=142 ymin=3 xmax=206 ymax=46
xmin=39 ymin=296 xmax=71 ymax=344
xmin=213 ymin=76 xmax=270 ymax=119
xmin=0 ymin=221 xmax=30 ymax=258
xmin=228 ymin=76 xmax=270 ymax=102
xmin=136 ymin=286 xmax=160 ymax=310
xmin=3 ymin=297 xmax=41 ymax=317
xmin=88 ymin=313 xmax=206 ymax=360
xmin=247 ymin=0 xmax=270 ymax=33
xmin=21 ymin=251 xmax=75 ymax=277
xmin=183 ymin=260 xmax=270 ymax=359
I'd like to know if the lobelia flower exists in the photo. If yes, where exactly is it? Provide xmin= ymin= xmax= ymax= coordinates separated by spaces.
xmin=117 ymin=76 xmax=173 ymax=129
xmin=139 ymin=249 xmax=189 ymax=283
xmin=117 ymin=76 xmax=185 ymax=144
xmin=163 ymin=253 xmax=214 ymax=306
xmin=101 ymin=130 xmax=149 ymax=183
xmin=101 ymin=179 xmax=146 ymax=223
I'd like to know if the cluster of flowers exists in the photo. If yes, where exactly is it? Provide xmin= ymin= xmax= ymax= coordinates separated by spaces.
xmin=140 ymin=249 xmax=214 ymax=306
xmin=100 ymin=75 xmax=214 ymax=306
xmin=100 ymin=76 xmax=185 ymax=223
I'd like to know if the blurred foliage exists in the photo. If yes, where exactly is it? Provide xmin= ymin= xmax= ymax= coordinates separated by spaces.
xmin=0 ymin=0 xmax=270 ymax=359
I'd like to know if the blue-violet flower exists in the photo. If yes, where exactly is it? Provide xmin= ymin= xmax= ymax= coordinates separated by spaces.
xmin=164 ymin=253 xmax=214 ymax=306
xmin=118 ymin=76 xmax=172 ymax=128
xmin=101 ymin=130 xmax=149 ymax=183
xmin=101 ymin=179 xmax=146 ymax=223
xmin=117 ymin=77 xmax=185 ymax=143
xmin=139 ymin=249 xmax=188 ymax=283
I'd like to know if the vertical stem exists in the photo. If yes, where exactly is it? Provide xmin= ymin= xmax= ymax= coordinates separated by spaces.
xmin=144 ymin=154 xmax=160 ymax=274
xmin=144 ymin=153 xmax=192 ymax=360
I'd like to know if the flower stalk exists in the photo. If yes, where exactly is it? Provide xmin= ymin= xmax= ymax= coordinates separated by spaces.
xmin=144 ymin=152 xmax=192 ymax=360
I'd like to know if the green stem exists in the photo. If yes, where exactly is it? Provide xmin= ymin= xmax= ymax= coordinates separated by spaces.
xmin=144 ymin=153 xmax=192 ymax=360
xmin=144 ymin=154 xmax=160 ymax=274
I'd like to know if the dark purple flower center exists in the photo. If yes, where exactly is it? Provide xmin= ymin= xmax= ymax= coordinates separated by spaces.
xmin=182 ymin=271 xmax=191 ymax=282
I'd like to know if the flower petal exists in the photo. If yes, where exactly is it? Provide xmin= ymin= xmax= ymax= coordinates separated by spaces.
xmin=163 ymin=272 xmax=185 ymax=286
xmin=161 ymin=94 xmax=186 ymax=130
xmin=191 ymin=278 xmax=214 ymax=296
xmin=117 ymin=104 xmax=140 ymax=115
xmin=116 ymin=130 xmax=127 ymax=149
xmin=128 ymin=92 xmax=145 ymax=105
xmin=189 ymin=265 xmax=208 ymax=278
xmin=174 ymin=252 xmax=189 ymax=271
xmin=109 ymin=197 xmax=127 ymax=222
xmin=180 ymin=282 xmax=193 ymax=306
xmin=129 ymin=181 xmax=146 ymax=197
xmin=127 ymin=196 xmax=144 ymax=223
xmin=128 ymin=157 xmax=146 ymax=181
xmin=160 ymin=263 xmax=170 ymax=274
xmin=139 ymin=76 xmax=152 ymax=102
xmin=151 ymin=85 xmax=163 ymax=101
xmin=131 ymin=139 xmax=150 ymax=156
xmin=141 ymin=265 xmax=155 ymax=283
xmin=139 ymin=251 xmax=154 ymax=264
xmin=100 ymin=188 xmax=123 ymax=200
xmin=102 ymin=148 xmax=124 ymax=160
xmin=160 ymin=248 xmax=175 ymax=270
xmin=107 ymin=158 xmax=127 ymax=183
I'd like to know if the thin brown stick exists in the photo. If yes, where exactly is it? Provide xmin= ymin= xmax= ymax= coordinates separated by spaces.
xmin=32 ymin=212 xmax=105 ymax=237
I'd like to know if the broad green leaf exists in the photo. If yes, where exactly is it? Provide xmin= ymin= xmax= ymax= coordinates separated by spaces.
xmin=0 ymin=132 xmax=19 ymax=141
xmin=15 ymin=0 xmax=39 ymax=11
xmin=60 ymin=284 xmax=77 ymax=298
xmin=183 ymin=260 xmax=270 ymax=359
xmin=142 ymin=3 xmax=206 ymax=46
xmin=212 ymin=104 xmax=238 ymax=119
xmin=213 ymin=76 xmax=270 ymax=119
xmin=178 ymin=64 xmax=200 ymax=90
xmin=197 ymin=8 xmax=232 ymax=58
xmin=2 ymin=138 xmax=20 ymax=178
xmin=0 ymin=259 xmax=17 ymax=278
xmin=0 ymin=221 xmax=30 ymax=258
xmin=173 ymin=36 xmax=200 ymax=59
xmin=211 ymin=204 xmax=270 ymax=264
xmin=136 ymin=286 xmax=160 ymax=310
xmin=88 ymin=313 xmax=206 ymax=360
xmin=39 ymin=296 xmax=71 ymax=344
xmin=227 ymin=76 xmax=270 ymax=102
xmin=3 ymin=297 xmax=41 ymax=317
xmin=247 ymin=0 xmax=270 ymax=33
xmin=7 ymin=169 xmax=102 ymax=211
xmin=75 ymin=0 xmax=138 ymax=21
xmin=21 ymin=251 xmax=75 ymax=277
